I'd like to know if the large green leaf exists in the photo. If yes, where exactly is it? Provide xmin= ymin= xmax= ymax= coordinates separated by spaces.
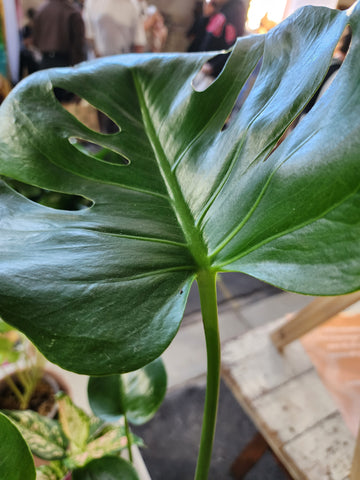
xmin=72 ymin=456 xmax=140 ymax=480
xmin=0 ymin=5 xmax=360 ymax=375
xmin=0 ymin=412 xmax=36 ymax=480
xmin=88 ymin=357 xmax=167 ymax=424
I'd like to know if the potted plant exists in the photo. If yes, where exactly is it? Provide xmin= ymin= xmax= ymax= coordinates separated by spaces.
xmin=0 ymin=3 xmax=360 ymax=479
xmin=5 ymin=392 xmax=142 ymax=480
xmin=2 ymin=357 xmax=166 ymax=480
xmin=0 ymin=318 xmax=65 ymax=416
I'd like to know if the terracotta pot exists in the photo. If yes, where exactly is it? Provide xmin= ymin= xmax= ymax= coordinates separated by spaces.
xmin=0 ymin=368 xmax=69 ymax=417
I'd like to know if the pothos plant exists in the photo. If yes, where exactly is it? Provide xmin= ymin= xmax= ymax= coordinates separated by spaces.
xmin=1 ymin=3 xmax=360 ymax=479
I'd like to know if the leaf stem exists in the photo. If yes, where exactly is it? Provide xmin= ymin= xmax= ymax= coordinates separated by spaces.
xmin=124 ymin=414 xmax=133 ymax=463
xmin=194 ymin=270 xmax=220 ymax=480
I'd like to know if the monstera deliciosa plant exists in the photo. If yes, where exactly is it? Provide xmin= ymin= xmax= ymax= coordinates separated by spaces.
xmin=1 ymin=3 xmax=360 ymax=479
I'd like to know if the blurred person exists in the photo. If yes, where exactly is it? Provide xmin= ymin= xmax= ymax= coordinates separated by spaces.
xmin=191 ymin=0 xmax=246 ymax=91
xmin=33 ymin=0 xmax=86 ymax=70
xmin=21 ymin=7 xmax=36 ymax=44
xmin=199 ymin=0 xmax=247 ymax=78
xmin=72 ymin=0 xmax=84 ymax=10
xmin=83 ymin=0 xmax=147 ymax=133
xmin=19 ymin=8 xmax=41 ymax=78
xmin=143 ymin=4 xmax=168 ymax=52
xmin=32 ymin=0 xmax=86 ymax=102
xmin=187 ymin=0 xmax=216 ymax=52
xmin=83 ymin=0 xmax=146 ymax=57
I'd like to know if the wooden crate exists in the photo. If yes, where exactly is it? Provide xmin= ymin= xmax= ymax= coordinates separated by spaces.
xmin=221 ymin=317 xmax=356 ymax=480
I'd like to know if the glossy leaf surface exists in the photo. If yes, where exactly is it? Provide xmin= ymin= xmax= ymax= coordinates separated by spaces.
xmin=0 ymin=5 xmax=360 ymax=374
xmin=0 ymin=412 xmax=36 ymax=480
xmin=88 ymin=357 xmax=167 ymax=425
xmin=72 ymin=456 xmax=140 ymax=480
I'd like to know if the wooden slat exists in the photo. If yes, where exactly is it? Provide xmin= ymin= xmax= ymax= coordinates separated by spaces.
xmin=271 ymin=293 xmax=360 ymax=350
xmin=222 ymin=319 xmax=312 ymax=400
xmin=252 ymin=370 xmax=337 ymax=443
xmin=221 ymin=320 xmax=356 ymax=480
xmin=284 ymin=412 xmax=354 ymax=480
xmin=350 ymin=425 xmax=360 ymax=480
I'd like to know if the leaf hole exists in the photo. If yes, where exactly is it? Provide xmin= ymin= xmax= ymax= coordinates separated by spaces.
xmin=225 ymin=58 xmax=262 ymax=128
xmin=56 ymin=90 xmax=120 ymax=134
xmin=2 ymin=176 xmax=93 ymax=211
xmin=69 ymin=138 xmax=130 ymax=166
xmin=279 ymin=26 xmax=352 ymax=144
xmin=192 ymin=53 xmax=230 ymax=92
xmin=301 ymin=26 xmax=352 ymax=116
xmin=192 ymin=51 xmax=262 ymax=131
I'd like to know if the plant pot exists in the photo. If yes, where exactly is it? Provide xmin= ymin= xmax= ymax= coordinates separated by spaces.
xmin=0 ymin=368 xmax=68 ymax=417
xmin=0 ymin=368 xmax=70 ymax=470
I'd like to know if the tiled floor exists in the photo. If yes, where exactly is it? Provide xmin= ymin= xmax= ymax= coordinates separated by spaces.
xmin=163 ymin=288 xmax=314 ymax=389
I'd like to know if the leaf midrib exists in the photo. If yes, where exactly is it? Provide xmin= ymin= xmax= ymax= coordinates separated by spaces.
xmin=131 ymin=70 xmax=210 ymax=269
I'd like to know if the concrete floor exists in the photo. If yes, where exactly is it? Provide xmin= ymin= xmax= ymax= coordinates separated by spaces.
xmin=163 ymin=274 xmax=313 ymax=390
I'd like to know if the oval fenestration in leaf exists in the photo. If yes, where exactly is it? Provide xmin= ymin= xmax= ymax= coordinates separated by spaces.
xmin=72 ymin=456 xmax=140 ymax=480
xmin=0 ymin=412 xmax=36 ymax=480
xmin=0 ymin=5 xmax=360 ymax=376
xmin=88 ymin=357 xmax=167 ymax=425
